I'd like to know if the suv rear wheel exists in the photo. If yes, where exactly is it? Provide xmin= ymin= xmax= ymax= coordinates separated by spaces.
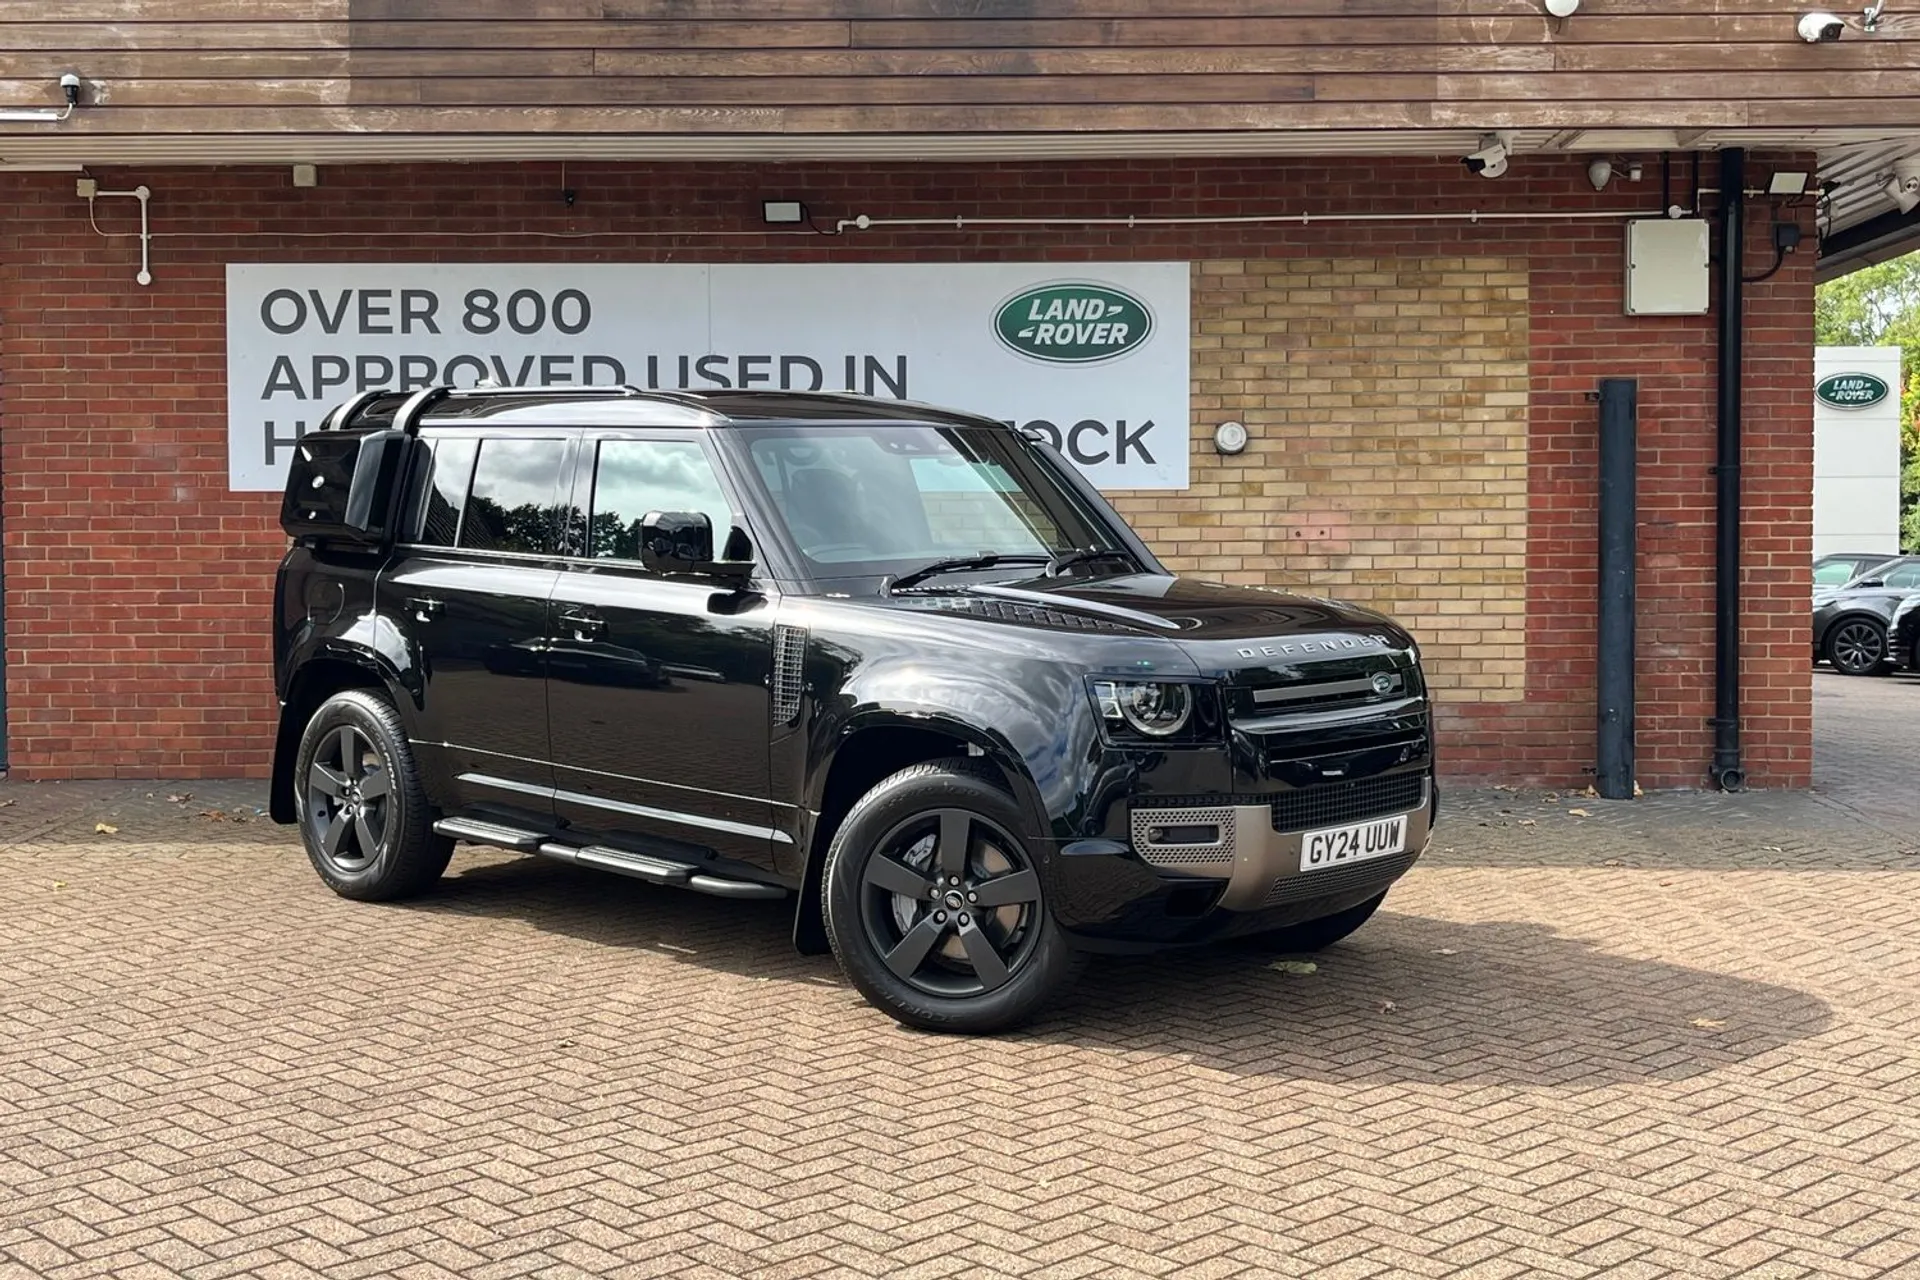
xmin=294 ymin=690 xmax=452 ymax=901
xmin=821 ymin=761 xmax=1081 ymax=1033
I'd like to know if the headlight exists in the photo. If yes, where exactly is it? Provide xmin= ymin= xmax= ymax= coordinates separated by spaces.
xmin=1088 ymin=678 xmax=1220 ymax=745
xmin=1895 ymin=595 xmax=1920 ymax=623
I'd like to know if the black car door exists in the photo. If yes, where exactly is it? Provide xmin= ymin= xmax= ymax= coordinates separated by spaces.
xmin=545 ymin=432 xmax=785 ymax=875
xmin=382 ymin=430 xmax=573 ymax=822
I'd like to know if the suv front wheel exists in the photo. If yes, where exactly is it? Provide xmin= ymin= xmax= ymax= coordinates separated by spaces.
xmin=293 ymin=689 xmax=453 ymax=901
xmin=822 ymin=762 xmax=1082 ymax=1033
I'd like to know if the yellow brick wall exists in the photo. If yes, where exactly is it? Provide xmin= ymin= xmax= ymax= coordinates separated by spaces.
xmin=1107 ymin=258 xmax=1530 ymax=703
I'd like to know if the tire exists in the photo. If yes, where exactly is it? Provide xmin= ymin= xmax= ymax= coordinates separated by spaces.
xmin=1251 ymin=890 xmax=1387 ymax=954
xmin=821 ymin=761 xmax=1082 ymax=1034
xmin=1825 ymin=618 xmax=1889 ymax=676
xmin=292 ymin=689 xmax=453 ymax=901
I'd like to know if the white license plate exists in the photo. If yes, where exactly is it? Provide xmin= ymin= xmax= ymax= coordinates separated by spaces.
xmin=1300 ymin=814 xmax=1409 ymax=873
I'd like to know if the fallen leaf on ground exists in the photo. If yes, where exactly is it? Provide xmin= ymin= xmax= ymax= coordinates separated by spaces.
xmin=1582 ymin=785 xmax=1599 ymax=798
xmin=1268 ymin=959 xmax=1318 ymax=975
xmin=1544 ymin=792 xmax=1560 ymax=802
xmin=197 ymin=810 xmax=227 ymax=821
xmin=1434 ymin=948 xmax=1459 ymax=956
xmin=1689 ymin=1018 xmax=1726 ymax=1030
xmin=94 ymin=822 xmax=118 ymax=834
xmin=1518 ymin=818 xmax=1537 ymax=828
xmin=1603 ymin=859 xmax=1623 ymax=867
xmin=1568 ymin=807 xmax=1592 ymax=818
xmin=167 ymin=793 xmax=192 ymax=804
xmin=51 ymin=881 xmax=65 ymax=889
xmin=1377 ymin=999 xmax=1397 ymax=1013
xmin=0 ymin=799 xmax=15 ymax=808
xmin=1633 ymin=783 xmax=1644 ymax=798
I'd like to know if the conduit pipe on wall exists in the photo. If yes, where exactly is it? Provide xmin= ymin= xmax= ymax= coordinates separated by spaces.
xmin=1710 ymin=149 xmax=1747 ymax=792
xmin=835 ymin=207 xmax=1682 ymax=233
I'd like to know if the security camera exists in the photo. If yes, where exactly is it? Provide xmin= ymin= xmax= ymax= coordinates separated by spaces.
xmin=1462 ymin=132 xmax=1513 ymax=180
xmin=1797 ymin=11 xmax=1845 ymax=41
xmin=58 ymin=71 xmax=80 ymax=105
xmin=1887 ymin=159 xmax=1920 ymax=214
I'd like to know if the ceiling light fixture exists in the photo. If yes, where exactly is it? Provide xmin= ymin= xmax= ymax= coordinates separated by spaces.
xmin=1545 ymin=0 xmax=1580 ymax=15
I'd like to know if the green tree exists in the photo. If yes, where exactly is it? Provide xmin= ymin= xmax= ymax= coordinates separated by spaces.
xmin=1816 ymin=252 xmax=1920 ymax=552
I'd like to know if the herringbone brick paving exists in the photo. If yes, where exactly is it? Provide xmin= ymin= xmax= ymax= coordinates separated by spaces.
xmin=2 ymin=673 xmax=1916 ymax=1278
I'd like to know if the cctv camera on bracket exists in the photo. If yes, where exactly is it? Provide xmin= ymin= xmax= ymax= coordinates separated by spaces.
xmin=1797 ymin=11 xmax=1846 ymax=41
xmin=1462 ymin=132 xmax=1514 ymax=180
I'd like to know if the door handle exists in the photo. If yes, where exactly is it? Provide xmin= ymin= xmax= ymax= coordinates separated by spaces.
xmin=559 ymin=610 xmax=608 ymax=640
xmin=407 ymin=596 xmax=444 ymax=619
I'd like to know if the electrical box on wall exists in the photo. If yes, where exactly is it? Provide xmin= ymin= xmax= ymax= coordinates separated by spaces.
xmin=1624 ymin=218 xmax=1710 ymax=315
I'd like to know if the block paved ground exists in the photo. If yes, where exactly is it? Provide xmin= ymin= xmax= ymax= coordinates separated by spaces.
xmin=2 ymin=670 xmax=1917 ymax=1279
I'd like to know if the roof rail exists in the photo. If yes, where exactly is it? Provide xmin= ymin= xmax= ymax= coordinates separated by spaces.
xmin=391 ymin=386 xmax=456 ymax=436
xmin=444 ymin=384 xmax=644 ymax=398
xmin=317 ymin=389 xmax=390 ymax=432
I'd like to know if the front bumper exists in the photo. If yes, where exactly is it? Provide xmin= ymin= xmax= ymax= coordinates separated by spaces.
xmin=1128 ymin=779 xmax=1433 ymax=912
xmin=1048 ymin=778 xmax=1435 ymax=950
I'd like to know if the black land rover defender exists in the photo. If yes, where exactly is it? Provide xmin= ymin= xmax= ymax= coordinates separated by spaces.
xmin=272 ymin=385 xmax=1436 ymax=1033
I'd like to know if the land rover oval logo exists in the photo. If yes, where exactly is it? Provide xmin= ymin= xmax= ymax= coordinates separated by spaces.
xmin=1816 ymin=372 xmax=1890 ymax=410
xmin=994 ymin=282 xmax=1154 ymax=364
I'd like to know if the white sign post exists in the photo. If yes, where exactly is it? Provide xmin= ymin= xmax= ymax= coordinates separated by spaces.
xmin=225 ymin=262 xmax=1191 ymax=493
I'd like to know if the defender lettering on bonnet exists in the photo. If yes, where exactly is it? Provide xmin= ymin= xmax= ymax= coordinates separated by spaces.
xmin=994 ymin=283 xmax=1155 ymax=365
xmin=1237 ymin=637 xmax=1386 ymax=658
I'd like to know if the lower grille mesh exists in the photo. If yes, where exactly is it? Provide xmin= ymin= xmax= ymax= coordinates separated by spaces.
xmin=1270 ymin=772 xmax=1426 ymax=833
xmin=1264 ymin=848 xmax=1419 ymax=909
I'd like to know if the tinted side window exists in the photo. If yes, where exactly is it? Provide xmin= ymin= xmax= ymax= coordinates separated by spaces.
xmin=1885 ymin=563 xmax=1920 ymax=588
xmin=409 ymin=436 xmax=479 ymax=547
xmin=588 ymin=439 xmax=732 ymax=561
xmin=458 ymin=438 xmax=567 ymax=555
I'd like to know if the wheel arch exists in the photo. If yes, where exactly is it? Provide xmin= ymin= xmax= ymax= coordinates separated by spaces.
xmin=790 ymin=711 xmax=1044 ymax=956
xmin=270 ymin=650 xmax=411 ymax=824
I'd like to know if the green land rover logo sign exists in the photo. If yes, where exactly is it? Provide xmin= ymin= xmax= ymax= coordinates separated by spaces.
xmin=1815 ymin=372 xmax=1890 ymax=410
xmin=994 ymin=282 xmax=1154 ymax=364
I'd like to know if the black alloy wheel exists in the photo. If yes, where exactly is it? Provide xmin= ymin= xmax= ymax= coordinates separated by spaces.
xmin=1827 ymin=619 xmax=1888 ymax=676
xmin=859 ymin=807 xmax=1043 ymax=999
xmin=293 ymin=690 xmax=452 ymax=901
xmin=305 ymin=724 xmax=392 ymax=875
xmin=821 ymin=761 xmax=1082 ymax=1033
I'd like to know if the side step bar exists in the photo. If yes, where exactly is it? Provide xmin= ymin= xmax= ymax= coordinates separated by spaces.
xmin=434 ymin=816 xmax=544 ymax=850
xmin=433 ymin=816 xmax=786 ymax=900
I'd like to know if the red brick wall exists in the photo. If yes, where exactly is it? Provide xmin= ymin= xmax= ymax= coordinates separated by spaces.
xmin=0 ymin=157 xmax=1814 ymax=786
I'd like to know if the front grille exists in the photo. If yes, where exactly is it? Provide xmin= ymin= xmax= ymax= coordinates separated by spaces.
xmin=1264 ymin=848 xmax=1419 ymax=908
xmin=1270 ymin=772 xmax=1426 ymax=833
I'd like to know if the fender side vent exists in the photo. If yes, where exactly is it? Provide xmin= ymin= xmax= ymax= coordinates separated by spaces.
xmin=772 ymin=624 xmax=807 ymax=724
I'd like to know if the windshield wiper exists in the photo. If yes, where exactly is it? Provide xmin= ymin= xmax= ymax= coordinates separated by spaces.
xmin=885 ymin=553 xmax=1051 ymax=594
xmin=1045 ymin=546 xmax=1135 ymax=577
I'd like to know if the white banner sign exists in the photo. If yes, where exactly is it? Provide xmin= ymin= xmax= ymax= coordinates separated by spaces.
xmin=225 ymin=262 xmax=1191 ymax=492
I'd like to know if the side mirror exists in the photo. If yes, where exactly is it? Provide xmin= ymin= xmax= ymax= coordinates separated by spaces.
xmin=640 ymin=511 xmax=754 ymax=582
xmin=1856 ymin=578 xmax=1887 ymax=590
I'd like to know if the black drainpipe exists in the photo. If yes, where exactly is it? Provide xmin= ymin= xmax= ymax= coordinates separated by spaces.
xmin=1710 ymin=147 xmax=1746 ymax=791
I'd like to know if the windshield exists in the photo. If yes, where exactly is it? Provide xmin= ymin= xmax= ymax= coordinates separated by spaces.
xmin=731 ymin=422 xmax=1124 ymax=583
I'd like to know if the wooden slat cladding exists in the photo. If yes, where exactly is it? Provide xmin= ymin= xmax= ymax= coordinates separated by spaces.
xmin=3 ymin=3 xmax=1916 ymax=136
